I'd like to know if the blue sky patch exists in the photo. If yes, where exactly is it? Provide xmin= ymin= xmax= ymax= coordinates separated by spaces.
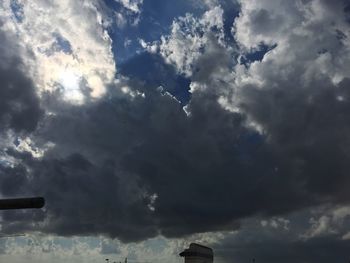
xmin=104 ymin=0 xmax=205 ymax=63
xmin=240 ymin=43 xmax=277 ymax=65
xmin=52 ymin=33 xmax=73 ymax=54
xmin=10 ymin=0 xmax=24 ymax=22
xmin=119 ymin=52 xmax=191 ymax=105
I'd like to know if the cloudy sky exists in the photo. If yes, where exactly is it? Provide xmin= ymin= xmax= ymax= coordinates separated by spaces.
xmin=0 ymin=0 xmax=350 ymax=262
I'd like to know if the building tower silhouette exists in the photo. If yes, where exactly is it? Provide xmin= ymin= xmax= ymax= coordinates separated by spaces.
xmin=180 ymin=243 xmax=214 ymax=263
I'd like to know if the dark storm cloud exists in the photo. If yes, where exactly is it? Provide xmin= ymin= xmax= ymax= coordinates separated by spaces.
xmin=1 ymin=81 xmax=248 ymax=240
xmin=0 ymin=72 xmax=259 ymax=240
xmin=0 ymin=67 xmax=42 ymax=132
xmin=2 ymin=74 xmax=348 ymax=242
xmin=0 ymin=150 xmax=157 ymax=242
xmin=1 ymin=84 xmax=187 ymax=241
xmin=0 ymin=30 xmax=42 ymax=133
xmin=240 ymin=76 xmax=350 ymax=202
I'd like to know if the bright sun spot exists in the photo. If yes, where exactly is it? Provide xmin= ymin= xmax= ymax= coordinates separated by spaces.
xmin=59 ymin=70 xmax=84 ymax=104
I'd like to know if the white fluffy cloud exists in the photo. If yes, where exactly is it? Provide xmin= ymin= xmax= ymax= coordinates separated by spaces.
xmin=0 ymin=0 xmax=116 ymax=104
xmin=302 ymin=205 xmax=350 ymax=239
xmin=141 ymin=6 xmax=226 ymax=77
xmin=229 ymin=0 xmax=350 ymax=130
xmin=116 ymin=0 xmax=143 ymax=14
xmin=233 ymin=0 xmax=350 ymax=84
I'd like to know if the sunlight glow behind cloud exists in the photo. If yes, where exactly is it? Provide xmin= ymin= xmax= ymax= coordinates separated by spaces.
xmin=1 ymin=0 xmax=116 ymax=103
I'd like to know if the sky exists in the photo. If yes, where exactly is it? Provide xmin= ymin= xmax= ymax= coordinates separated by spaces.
xmin=0 ymin=0 xmax=350 ymax=262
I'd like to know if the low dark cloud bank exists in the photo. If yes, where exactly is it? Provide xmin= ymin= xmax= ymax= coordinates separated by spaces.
xmin=213 ymin=208 xmax=350 ymax=263
xmin=216 ymin=234 xmax=350 ymax=263
xmin=2 ymin=66 xmax=350 ymax=242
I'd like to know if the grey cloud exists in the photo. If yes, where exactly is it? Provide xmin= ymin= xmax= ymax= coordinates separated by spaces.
xmin=248 ymin=8 xmax=284 ymax=35
xmin=0 ymin=66 xmax=42 ymax=133
xmin=233 ymin=0 xmax=350 ymax=204
xmin=0 ymin=151 xmax=157 ymax=242
xmin=0 ymin=76 xmax=336 ymax=241
xmin=217 ymin=235 xmax=350 ymax=263
xmin=240 ymin=77 xmax=350 ymax=202
xmin=213 ymin=210 xmax=350 ymax=263
xmin=0 ymin=86 xmax=186 ymax=241
xmin=0 ymin=30 xmax=42 ymax=133
xmin=0 ymin=79 xmax=258 ymax=240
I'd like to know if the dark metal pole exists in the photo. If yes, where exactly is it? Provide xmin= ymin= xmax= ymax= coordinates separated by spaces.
xmin=0 ymin=197 xmax=45 ymax=210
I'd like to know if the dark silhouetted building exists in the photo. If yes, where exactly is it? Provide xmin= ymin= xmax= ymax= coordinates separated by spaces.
xmin=180 ymin=243 xmax=213 ymax=263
